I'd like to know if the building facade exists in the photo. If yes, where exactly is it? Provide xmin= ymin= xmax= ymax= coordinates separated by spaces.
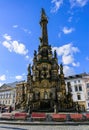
xmin=65 ymin=73 xmax=89 ymax=111
xmin=83 ymin=75 xmax=89 ymax=111
xmin=16 ymin=81 xmax=27 ymax=109
xmin=0 ymin=85 xmax=16 ymax=109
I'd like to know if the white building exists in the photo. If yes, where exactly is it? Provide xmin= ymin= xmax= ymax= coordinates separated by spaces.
xmin=0 ymin=84 xmax=16 ymax=109
xmin=65 ymin=73 xmax=89 ymax=111
xmin=83 ymin=75 xmax=89 ymax=111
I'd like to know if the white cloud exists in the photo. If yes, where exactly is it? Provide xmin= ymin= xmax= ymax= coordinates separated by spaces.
xmin=15 ymin=75 xmax=23 ymax=80
xmin=63 ymin=65 xmax=75 ymax=76
xmin=52 ymin=43 xmax=79 ymax=56
xmin=72 ymin=62 xmax=80 ymax=67
xmin=2 ymin=41 xmax=12 ymax=52
xmin=21 ymin=28 xmax=31 ymax=35
xmin=62 ymin=55 xmax=74 ymax=64
xmin=51 ymin=0 xmax=63 ymax=13
xmin=12 ymin=25 xmax=18 ymax=28
xmin=25 ymin=55 xmax=29 ymax=59
xmin=3 ymin=34 xmax=12 ymax=41
xmin=52 ymin=43 xmax=80 ymax=65
xmin=86 ymin=56 xmax=89 ymax=61
xmin=2 ymin=34 xmax=28 ymax=55
xmin=12 ymin=25 xmax=31 ymax=35
xmin=12 ymin=41 xmax=28 ymax=55
xmin=62 ymin=27 xmax=74 ymax=34
xmin=0 ymin=75 xmax=6 ymax=81
xmin=69 ymin=0 xmax=89 ymax=8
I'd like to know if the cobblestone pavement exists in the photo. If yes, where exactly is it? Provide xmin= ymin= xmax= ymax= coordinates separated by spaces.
xmin=0 ymin=124 xmax=89 ymax=130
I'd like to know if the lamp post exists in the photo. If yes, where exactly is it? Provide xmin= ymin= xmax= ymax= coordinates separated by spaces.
xmin=58 ymin=93 xmax=61 ymax=112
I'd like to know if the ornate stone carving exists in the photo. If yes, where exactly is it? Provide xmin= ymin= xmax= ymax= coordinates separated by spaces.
xmin=16 ymin=9 xmax=77 ymax=113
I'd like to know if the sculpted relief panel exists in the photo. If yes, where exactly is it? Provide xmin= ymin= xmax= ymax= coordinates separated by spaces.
xmin=40 ymin=80 xmax=50 ymax=88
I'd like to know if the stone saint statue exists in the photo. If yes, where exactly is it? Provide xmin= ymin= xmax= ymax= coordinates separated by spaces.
xmin=60 ymin=63 xmax=63 ymax=74
xmin=54 ymin=50 xmax=57 ymax=58
xmin=34 ymin=50 xmax=37 ymax=57
xmin=28 ymin=64 xmax=31 ymax=75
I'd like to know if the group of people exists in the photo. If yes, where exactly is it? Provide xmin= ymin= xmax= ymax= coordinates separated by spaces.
xmin=0 ymin=105 xmax=13 ymax=113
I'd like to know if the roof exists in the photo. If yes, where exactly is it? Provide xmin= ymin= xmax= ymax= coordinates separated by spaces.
xmin=0 ymin=80 xmax=25 ymax=91
xmin=65 ymin=73 xmax=89 ymax=80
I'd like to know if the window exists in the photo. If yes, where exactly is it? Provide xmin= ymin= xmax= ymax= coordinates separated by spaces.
xmin=8 ymin=100 xmax=10 ymax=104
xmin=75 ymin=86 xmax=78 ymax=91
xmin=1 ymin=95 xmax=3 ymax=98
xmin=6 ymin=93 xmax=8 ymax=98
xmin=9 ymin=93 xmax=11 ymax=98
xmin=3 ymin=94 xmax=5 ymax=98
xmin=74 ymin=81 xmax=76 ymax=83
xmin=79 ymin=85 xmax=82 ymax=91
xmin=13 ymin=93 xmax=15 ymax=98
xmin=77 ymin=94 xmax=81 ymax=100
xmin=12 ymin=99 xmax=14 ymax=103
xmin=67 ymin=82 xmax=72 ymax=92
xmin=78 ymin=80 xmax=80 ymax=83
xmin=6 ymin=100 xmax=7 ymax=104
xmin=3 ymin=100 xmax=4 ymax=104
xmin=87 ymin=92 xmax=89 ymax=96
xmin=88 ymin=103 xmax=89 ymax=107
xmin=87 ymin=83 xmax=89 ymax=88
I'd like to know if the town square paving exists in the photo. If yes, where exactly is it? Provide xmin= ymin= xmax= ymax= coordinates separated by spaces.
xmin=0 ymin=124 xmax=89 ymax=130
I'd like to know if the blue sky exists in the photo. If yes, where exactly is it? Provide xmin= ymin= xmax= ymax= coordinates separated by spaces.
xmin=0 ymin=0 xmax=89 ymax=85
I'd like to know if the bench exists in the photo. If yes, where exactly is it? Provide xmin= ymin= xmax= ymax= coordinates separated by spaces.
xmin=69 ymin=113 xmax=83 ymax=121
xmin=13 ymin=112 xmax=27 ymax=120
xmin=83 ymin=113 xmax=89 ymax=120
xmin=51 ymin=114 xmax=67 ymax=121
xmin=31 ymin=112 xmax=46 ymax=121
xmin=1 ymin=113 xmax=12 ymax=119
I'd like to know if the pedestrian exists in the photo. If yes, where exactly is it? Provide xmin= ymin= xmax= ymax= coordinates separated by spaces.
xmin=9 ymin=106 xmax=12 ymax=113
